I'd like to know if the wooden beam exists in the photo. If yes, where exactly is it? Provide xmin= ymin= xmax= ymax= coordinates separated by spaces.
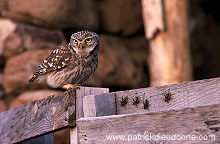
xmin=1 ymin=77 xmax=220 ymax=143
xmin=70 ymin=87 xmax=109 ymax=144
xmin=113 ymin=77 xmax=220 ymax=115
xmin=77 ymin=102 xmax=220 ymax=143
xmin=141 ymin=0 xmax=165 ymax=39
xmin=75 ymin=87 xmax=109 ymax=119
xmin=0 ymin=90 xmax=76 ymax=144
xmin=142 ymin=0 xmax=192 ymax=86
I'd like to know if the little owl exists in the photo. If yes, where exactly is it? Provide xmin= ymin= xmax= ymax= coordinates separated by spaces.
xmin=28 ymin=31 xmax=99 ymax=89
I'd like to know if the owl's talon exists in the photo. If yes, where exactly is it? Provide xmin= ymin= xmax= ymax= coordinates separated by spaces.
xmin=67 ymin=87 xmax=73 ymax=92
xmin=62 ymin=84 xmax=80 ymax=91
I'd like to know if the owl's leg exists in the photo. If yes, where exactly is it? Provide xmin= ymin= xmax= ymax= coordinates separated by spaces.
xmin=62 ymin=84 xmax=80 ymax=91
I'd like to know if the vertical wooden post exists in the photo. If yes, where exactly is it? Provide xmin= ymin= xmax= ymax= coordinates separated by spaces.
xmin=142 ymin=0 xmax=192 ymax=86
xmin=83 ymin=93 xmax=116 ymax=117
xmin=70 ymin=87 xmax=109 ymax=144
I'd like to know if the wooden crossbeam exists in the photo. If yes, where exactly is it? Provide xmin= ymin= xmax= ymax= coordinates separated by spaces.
xmin=0 ymin=87 xmax=109 ymax=144
xmin=77 ymin=102 xmax=220 ymax=143
xmin=0 ymin=90 xmax=75 ymax=144
xmin=75 ymin=77 xmax=220 ymax=143
xmin=113 ymin=77 xmax=220 ymax=115
xmin=1 ymin=77 xmax=220 ymax=143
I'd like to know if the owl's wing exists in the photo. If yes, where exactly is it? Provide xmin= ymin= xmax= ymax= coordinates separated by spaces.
xmin=28 ymin=45 xmax=73 ymax=83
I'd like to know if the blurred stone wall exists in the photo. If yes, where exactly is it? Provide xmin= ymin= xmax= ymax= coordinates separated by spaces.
xmin=1 ymin=0 xmax=220 ymax=143
xmin=0 ymin=0 xmax=148 ymax=143
xmin=0 ymin=0 xmax=149 ymax=108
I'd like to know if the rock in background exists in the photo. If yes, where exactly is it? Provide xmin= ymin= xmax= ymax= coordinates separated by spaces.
xmin=98 ymin=0 xmax=143 ymax=36
xmin=0 ymin=0 xmax=147 ymax=100
xmin=3 ymin=49 xmax=53 ymax=94
xmin=0 ymin=1 xmax=147 ymax=143
xmin=0 ymin=100 xmax=6 ymax=112
xmin=9 ymin=89 xmax=62 ymax=109
xmin=0 ymin=19 xmax=67 ymax=95
xmin=85 ymin=35 xmax=149 ymax=90
xmin=0 ymin=0 xmax=220 ymax=144
xmin=0 ymin=0 xmax=99 ymax=30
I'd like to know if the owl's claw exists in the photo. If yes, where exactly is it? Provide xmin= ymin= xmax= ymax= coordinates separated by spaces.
xmin=62 ymin=84 xmax=80 ymax=91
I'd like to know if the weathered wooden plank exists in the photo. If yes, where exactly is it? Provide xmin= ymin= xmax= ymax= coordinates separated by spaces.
xmin=77 ymin=103 xmax=220 ymax=144
xmin=83 ymin=93 xmax=116 ymax=117
xmin=70 ymin=87 xmax=109 ymax=144
xmin=0 ymin=86 xmax=109 ymax=144
xmin=113 ymin=77 xmax=220 ymax=115
xmin=0 ymin=89 xmax=76 ymax=144
xmin=75 ymin=87 xmax=109 ymax=119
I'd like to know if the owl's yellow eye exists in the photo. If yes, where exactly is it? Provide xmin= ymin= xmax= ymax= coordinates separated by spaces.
xmin=73 ymin=40 xmax=78 ymax=44
xmin=85 ymin=38 xmax=92 ymax=43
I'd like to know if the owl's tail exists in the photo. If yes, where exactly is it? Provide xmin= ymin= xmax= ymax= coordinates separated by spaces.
xmin=27 ymin=75 xmax=37 ymax=84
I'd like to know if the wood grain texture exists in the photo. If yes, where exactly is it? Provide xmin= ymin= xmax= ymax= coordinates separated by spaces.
xmin=113 ymin=77 xmax=220 ymax=115
xmin=0 ymin=89 xmax=76 ymax=144
xmin=77 ymin=103 xmax=220 ymax=144
xmin=70 ymin=87 xmax=109 ymax=144
xmin=83 ymin=93 xmax=116 ymax=117
xmin=141 ymin=0 xmax=165 ymax=39
xmin=146 ymin=0 xmax=192 ymax=86
xmin=75 ymin=87 xmax=109 ymax=119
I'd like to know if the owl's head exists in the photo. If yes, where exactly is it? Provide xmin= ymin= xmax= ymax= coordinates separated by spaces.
xmin=70 ymin=31 xmax=99 ymax=55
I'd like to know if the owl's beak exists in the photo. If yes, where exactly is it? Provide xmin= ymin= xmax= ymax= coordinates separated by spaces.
xmin=79 ymin=44 xmax=83 ymax=50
